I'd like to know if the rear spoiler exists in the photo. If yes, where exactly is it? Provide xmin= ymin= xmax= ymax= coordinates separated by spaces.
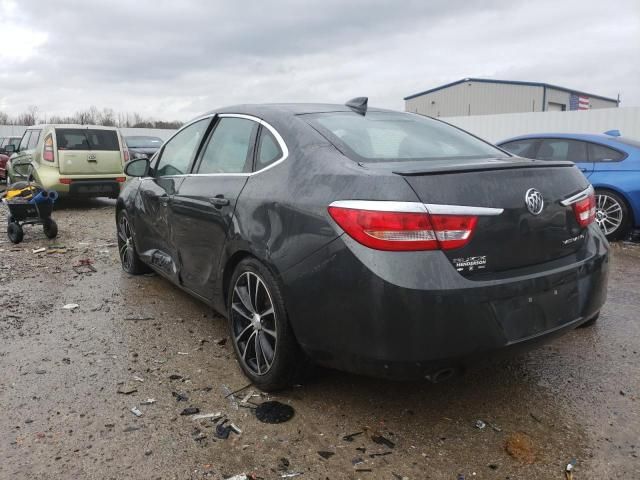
xmin=391 ymin=159 xmax=574 ymax=176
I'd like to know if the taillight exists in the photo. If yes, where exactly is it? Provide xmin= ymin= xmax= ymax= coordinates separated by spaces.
xmin=115 ymin=177 xmax=126 ymax=183
xmin=328 ymin=204 xmax=478 ymax=251
xmin=572 ymin=192 xmax=596 ymax=227
xmin=123 ymin=148 xmax=130 ymax=162
xmin=43 ymin=135 xmax=54 ymax=162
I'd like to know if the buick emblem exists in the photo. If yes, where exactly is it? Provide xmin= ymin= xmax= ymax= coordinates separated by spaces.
xmin=525 ymin=188 xmax=544 ymax=215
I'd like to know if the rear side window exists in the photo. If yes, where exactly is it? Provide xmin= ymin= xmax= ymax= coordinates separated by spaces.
xmin=307 ymin=112 xmax=507 ymax=162
xmin=589 ymin=143 xmax=625 ymax=162
xmin=196 ymin=117 xmax=257 ymax=174
xmin=18 ymin=131 xmax=31 ymax=151
xmin=255 ymin=128 xmax=283 ymax=170
xmin=56 ymin=129 xmax=120 ymax=151
xmin=500 ymin=139 xmax=538 ymax=158
xmin=27 ymin=129 xmax=42 ymax=149
xmin=537 ymin=139 xmax=587 ymax=162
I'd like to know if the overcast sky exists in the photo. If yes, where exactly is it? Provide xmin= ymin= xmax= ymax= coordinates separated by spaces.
xmin=0 ymin=0 xmax=638 ymax=121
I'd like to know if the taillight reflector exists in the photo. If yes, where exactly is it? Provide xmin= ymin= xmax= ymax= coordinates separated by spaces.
xmin=59 ymin=178 xmax=72 ymax=185
xmin=572 ymin=192 xmax=596 ymax=228
xmin=115 ymin=177 xmax=126 ymax=183
xmin=328 ymin=205 xmax=478 ymax=251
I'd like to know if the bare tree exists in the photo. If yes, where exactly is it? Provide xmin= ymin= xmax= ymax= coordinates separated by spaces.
xmin=99 ymin=108 xmax=116 ymax=126
xmin=0 ymin=111 xmax=9 ymax=125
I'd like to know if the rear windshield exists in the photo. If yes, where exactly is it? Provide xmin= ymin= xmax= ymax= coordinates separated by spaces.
xmin=125 ymin=136 xmax=163 ymax=148
xmin=56 ymin=129 xmax=120 ymax=151
xmin=307 ymin=111 xmax=507 ymax=162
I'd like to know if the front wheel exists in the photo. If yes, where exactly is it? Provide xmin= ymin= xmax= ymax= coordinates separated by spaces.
xmin=117 ymin=210 xmax=149 ymax=274
xmin=227 ymin=258 xmax=310 ymax=391
xmin=594 ymin=189 xmax=630 ymax=241
xmin=7 ymin=221 xmax=23 ymax=244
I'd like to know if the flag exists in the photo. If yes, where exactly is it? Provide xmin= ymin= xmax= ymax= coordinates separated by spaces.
xmin=570 ymin=94 xmax=590 ymax=110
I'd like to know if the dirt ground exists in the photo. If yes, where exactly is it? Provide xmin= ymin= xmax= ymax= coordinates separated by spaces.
xmin=0 ymin=198 xmax=638 ymax=480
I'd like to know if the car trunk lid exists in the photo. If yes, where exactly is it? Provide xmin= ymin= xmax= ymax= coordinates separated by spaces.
xmin=389 ymin=159 xmax=592 ymax=275
xmin=56 ymin=128 xmax=124 ymax=175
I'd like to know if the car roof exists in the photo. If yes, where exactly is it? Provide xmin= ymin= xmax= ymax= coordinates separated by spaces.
xmin=498 ymin=132 xmax=636 ymax=148
xmin=26 ymin=124 xmax=120 ymax=130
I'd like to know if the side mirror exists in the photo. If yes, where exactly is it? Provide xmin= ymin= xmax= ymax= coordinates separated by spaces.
xmin=4 ymin=144 xmax=16 ymax=154
xmin=124 ymin=157 xmax=150 ymax=177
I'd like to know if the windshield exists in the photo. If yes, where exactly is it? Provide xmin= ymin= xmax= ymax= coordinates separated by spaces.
xmin=307 ymin=111 xmax=508 ymax=162
xmin=56 ymin=129 xmax=120 ymax=151
xmin=126 ymin=136 xmax=163 ymax=148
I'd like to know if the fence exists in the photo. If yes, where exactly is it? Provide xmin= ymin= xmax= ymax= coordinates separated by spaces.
xmin=441 ymin=107 xmax=640 ymax=143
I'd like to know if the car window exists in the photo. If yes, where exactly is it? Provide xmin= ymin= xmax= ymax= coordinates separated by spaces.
xmin=589 ymin=143 xmax=625 ymax=162
xmin=27 ymin=129 xmax=42 ymax=149
xmin=307 ymin=111 xmax=507 ymax=162
xmin=9 ymin=137 xmax=21 ymax=147
xmin=55 ymin=129 xmax=119 ymax=151
xmin=155 ymin=119 xmax=210 ymax=176
xmin=500 ymin=139 xmax=538 ymax=158
xmin=256 ymin=127 xmax=283 ymax=170
xmin=18 ymin=131 xmax=31 ymax=152
xmin=537 ymin=139 xmax=587 ymax=162
xmin=196 ymin=117 xmax=257 ymax=174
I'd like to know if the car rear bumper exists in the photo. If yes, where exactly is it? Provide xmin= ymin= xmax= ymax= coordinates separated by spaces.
xmin=281 ymin=224 xmax=609 ymax=379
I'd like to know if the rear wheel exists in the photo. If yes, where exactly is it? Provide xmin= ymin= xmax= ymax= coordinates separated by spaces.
xmin=43 ymin=218 xmax=58 ymax=239
xmin=594 ymin=189 xmax=630 ymax=240
xmin=227 ymin=258 xmax=310 ymax=391
xmin=7 ymin=221 xmax=23 ymax=244
xmin=117 ymin=210 xmax=149 ymax=274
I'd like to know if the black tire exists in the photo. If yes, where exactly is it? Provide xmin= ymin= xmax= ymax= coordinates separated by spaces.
xmin=43 ymin=218 xmax=58 ymax=239
xmin=7 ymin=221 xmax=23 ymax=244
xmin=227 ymin=257 xmax=311 ymax=391
xmin=594 ymin=189 xmax=631 ymax=241
xmin=578 ymin=312 xmax=599 ymax=328
xmin=117 ymin=210 xmax=150 ymax=275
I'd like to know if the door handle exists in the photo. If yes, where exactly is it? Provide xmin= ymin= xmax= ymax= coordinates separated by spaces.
xmin=208 ymin=196 xmax=230 ymax=207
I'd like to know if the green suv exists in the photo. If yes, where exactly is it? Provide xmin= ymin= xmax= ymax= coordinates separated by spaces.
xmin=6 ymin=125 xmax=128 ymax=197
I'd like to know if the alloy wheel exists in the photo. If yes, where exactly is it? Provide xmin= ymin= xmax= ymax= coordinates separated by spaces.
xmin=230 ymin=271 xmax=277 ymax=376
xmin=117 ymin=214 xmax=135 ymax=271
xmin=595 ymin=193 xmax=623 ymax=236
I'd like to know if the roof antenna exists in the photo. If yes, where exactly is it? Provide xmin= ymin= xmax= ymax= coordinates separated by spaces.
xmin=345 ymin=97 xmax=368 ymax=115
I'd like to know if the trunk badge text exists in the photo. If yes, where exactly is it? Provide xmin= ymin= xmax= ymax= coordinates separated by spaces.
xmin=525 ymin=188 xmax=544 ymax=215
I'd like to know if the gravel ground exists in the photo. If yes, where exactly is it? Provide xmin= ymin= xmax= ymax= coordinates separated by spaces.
xmin=0 ymin=197 xmax=638 ymax=480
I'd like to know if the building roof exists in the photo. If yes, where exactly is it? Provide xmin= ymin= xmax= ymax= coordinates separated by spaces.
xmin=403 ymin=78 xmax=618 ymax=103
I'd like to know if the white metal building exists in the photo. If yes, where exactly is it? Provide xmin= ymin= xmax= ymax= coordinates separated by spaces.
xmin=404 ymin=78 xmax=619 ymax=117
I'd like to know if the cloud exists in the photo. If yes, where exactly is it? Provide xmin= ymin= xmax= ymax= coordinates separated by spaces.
xmin=0 ymin=0 xmax=638 ymax=120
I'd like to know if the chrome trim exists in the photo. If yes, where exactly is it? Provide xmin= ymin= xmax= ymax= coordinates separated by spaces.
xmin=423 ymin=204 xmax=504 ymax=216
xmin=329 ymin=200 xmax=427 ymax=213
xmin=147 ymin=113 xmax=289 ymax=179
xmin=560 ymin=185 xmax=594 ymax=206
xmin=329 ymin=200 xmax=504 ymax=216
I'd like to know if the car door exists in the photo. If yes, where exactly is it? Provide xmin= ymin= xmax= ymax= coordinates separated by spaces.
xmin=10 ymin=130 xmax=33 ymax=177
xmin=536 ymin=138 xmax=592 ymax=176
xmin=170 ymin=115 xmax=259 ymax=299
xmin=133 ymin=118 xmax=211 ymax=283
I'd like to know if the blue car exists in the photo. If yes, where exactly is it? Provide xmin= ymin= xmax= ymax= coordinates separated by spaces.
xmin=498 ymin=132 xmax=640 ymax=240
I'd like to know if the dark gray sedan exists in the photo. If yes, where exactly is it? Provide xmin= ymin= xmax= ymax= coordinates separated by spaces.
xmin=117 ymin=99 xmax=609 ymax=390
